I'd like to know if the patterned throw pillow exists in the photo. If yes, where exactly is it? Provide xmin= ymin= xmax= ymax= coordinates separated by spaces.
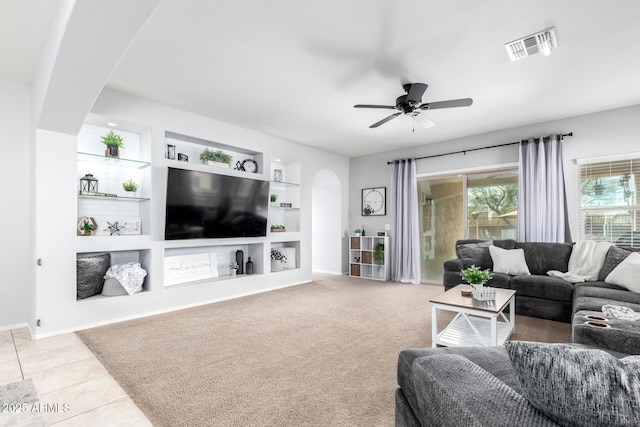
xmin=599 ymin=246 xmax=632 ymax=281
xmin=505 ymin=341 xmax=640 ymax=426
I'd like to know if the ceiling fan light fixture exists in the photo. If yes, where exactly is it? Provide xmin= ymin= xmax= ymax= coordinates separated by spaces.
xmin=505 ymin=27 xmax=557 ymax=62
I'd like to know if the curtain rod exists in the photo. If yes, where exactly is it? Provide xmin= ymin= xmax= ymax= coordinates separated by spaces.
xmin=386 ymin=132 xmax=573 ymax=165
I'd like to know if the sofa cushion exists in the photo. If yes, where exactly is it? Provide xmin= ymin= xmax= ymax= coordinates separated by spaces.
xmin=489 ymin=246 xmax=531 ymax=275
xmin=455 ymin=239 xmax=516 ymax=269
xmin=514 ymin=242 xmax=573 ymax=275
xmin=397 ymin=346 xmax=522 ymax=419
xmin=505 ymin=341 xmax=640 ymax=427
xmin=573 ymin=283 xmax=640 ymax=315
xmin=412 ymin=354 xmax=555 ymax=426
xmin=606 ymin=252 xmax=640 ymax=292
xmin=599 ymin=246 xmax=632 ymax=281
xmin=510 ymin=275 xmax=574 ymax=302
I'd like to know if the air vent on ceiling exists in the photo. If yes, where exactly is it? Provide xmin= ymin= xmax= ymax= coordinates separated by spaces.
xmin=505 ymin=27 xmax=557 ymax=62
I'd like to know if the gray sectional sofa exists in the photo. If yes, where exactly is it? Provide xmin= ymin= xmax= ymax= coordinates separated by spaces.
xmin=395 ymin=239 xmax=640 ymax=426
xmin=396 ymin=342 xmax=638 ymax=427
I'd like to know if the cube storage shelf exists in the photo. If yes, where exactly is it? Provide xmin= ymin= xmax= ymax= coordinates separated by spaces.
xmin=349 ymin=236 xmax=390 ymax=281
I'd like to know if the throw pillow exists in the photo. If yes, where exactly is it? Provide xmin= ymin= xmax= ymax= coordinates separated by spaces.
xmin=599 ymin=246 xmax=632 ymax=281
xmin=605 ymin=252 xmax=640 ymax=293
xmin=456 ymin=240 xmax=493 ymax=268
xmin=76 ymin=253 xmax=110 ymax=299
xmin=505 ymin=341 xmax=640 ymax=427
xmin=489 ymin=246 xmax=530 ymax=275
xmin=280 ymin=247 xmax=297 ymax=269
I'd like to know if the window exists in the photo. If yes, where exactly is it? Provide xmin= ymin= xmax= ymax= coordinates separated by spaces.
xmin=579 ymin=158 xmax=639 ymax=246
xmin=417 ymin=168 xmax=518 ymax=283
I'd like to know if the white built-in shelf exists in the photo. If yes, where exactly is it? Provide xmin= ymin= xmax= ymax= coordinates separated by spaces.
xmin=77 ymin=152 xmax=151 ymax=169
xmin=78 ymin=194 xmax=150 ymax=202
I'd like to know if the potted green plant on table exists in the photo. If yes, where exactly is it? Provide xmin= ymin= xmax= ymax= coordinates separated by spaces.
xmin=200 ymin=148 xmax=232 ymax=168
xmin=354 ymin=228 xmax=361 ymax=237
xmin=460 ymin=265 xmax=493 ymax=289
xmin=101 ymin=130 xmax=124 ymax=158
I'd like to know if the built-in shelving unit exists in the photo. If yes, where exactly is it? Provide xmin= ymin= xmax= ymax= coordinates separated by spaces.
xmin=32 ymin=100 xmax=311 ymax=336
xmin=349 ymin=235 xmax=390 ymax=281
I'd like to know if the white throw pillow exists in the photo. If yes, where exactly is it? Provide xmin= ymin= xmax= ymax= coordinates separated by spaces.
xmin=489 ymin=246 xmax=531 ymax=275
xmin=280 ymin=247 xmax=297 ymax=269
xmin=605 ymin=252 xmax=640 ymax=293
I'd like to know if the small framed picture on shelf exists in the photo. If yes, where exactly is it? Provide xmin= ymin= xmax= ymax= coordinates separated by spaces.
xmin=166 ymin=144 xmax=176 ymax=160
xmin=361 ymin=187 xmax=386 ymax=216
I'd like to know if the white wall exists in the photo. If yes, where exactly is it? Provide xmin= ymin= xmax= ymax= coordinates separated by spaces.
xmin=350 ymin=103 xmax=640 ymax=243
xmin=27 ymin=88 xmax=351 ymax=336
xmin=0 ymin=82 xmax=32 ymax=328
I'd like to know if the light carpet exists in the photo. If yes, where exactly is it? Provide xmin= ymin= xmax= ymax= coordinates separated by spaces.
xmin=77 ymin=274 xmax=571 ymax=426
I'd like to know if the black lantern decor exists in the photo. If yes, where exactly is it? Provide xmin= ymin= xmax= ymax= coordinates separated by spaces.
xmin=80 ymin=174 xmax=98 ymax=194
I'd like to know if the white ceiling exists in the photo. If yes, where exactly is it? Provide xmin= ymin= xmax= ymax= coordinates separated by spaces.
xmin=3 ymin=1 xmax=640 ymax=157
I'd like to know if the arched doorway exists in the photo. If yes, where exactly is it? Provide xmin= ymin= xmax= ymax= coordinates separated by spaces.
xmin=312 ymin=169 xmax=342 ymax=273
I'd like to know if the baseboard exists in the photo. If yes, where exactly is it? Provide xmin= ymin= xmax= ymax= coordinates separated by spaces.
xmin=0 ymin=321 xmax=29 ymax=333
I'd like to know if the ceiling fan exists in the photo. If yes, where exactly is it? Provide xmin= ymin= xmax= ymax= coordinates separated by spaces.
xmin=354 ymin=83 xmax=473 ymax=129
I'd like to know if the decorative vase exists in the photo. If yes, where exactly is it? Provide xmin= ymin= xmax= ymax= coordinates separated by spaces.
xmin=273 ymin=169 xmax=283 ymax=182
xmin=105 ymin=145 xmax=119 ymax=158
xmin=207 ymin=161 xmax=230 ymax=168
xmin=236 ymin=250 xmax=244 ymax=274
xmin=245 ymin=257 xmax=254 ymax=274
xmin=230 ymin=269 xmax=237 ymax=277
xmin=271 ymin=259 xmax=285 ymax=272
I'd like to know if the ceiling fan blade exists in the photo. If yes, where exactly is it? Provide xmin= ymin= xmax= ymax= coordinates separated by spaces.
xmin=354 ymin=104 xmax=396 ymax=109
xmin=370 ymin=112 xmax=402 ymax=128
xmin=407 ymin=83 xmax=428 ymax=104
xmin=419 ymin=98 xmax=473 ymax=110
xmin=411 ymin=111 xmax=435 ymax=128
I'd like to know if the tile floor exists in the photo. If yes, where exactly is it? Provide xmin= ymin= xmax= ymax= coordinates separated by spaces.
xmin=0 ymin=328 xmax=150 ymax=426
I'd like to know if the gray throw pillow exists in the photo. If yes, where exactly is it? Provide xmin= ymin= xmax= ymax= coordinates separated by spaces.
xmin=505 ymin=341 xmax=640 ymax=426
xmin=599 ymin=246 xmax=632 ymax=281
xmin=456 ymin=240 xmax=493 ymax=268
xmin=76 ymin=253 xmax=110 ymax=299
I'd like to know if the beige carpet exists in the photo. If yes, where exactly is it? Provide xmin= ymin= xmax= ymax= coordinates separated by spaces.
xmin=77 ymin=274 xmax=571 ymax=426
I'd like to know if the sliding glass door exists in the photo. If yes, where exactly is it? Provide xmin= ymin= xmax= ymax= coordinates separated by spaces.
xmin=418 ymin=169 xmax=518 ymax=283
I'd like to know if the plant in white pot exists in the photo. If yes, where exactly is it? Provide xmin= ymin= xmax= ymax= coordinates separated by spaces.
xmin=200 ymin=148 xmax=232 ymax=168
xmin=460 ymin=265 xmax=493 ymax=289
xmin=271 ymin=248 xmax=288 ymax=272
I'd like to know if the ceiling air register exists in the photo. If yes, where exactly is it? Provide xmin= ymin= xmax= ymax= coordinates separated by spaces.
xmin=505 ymin=27 xmax=557 ymax=62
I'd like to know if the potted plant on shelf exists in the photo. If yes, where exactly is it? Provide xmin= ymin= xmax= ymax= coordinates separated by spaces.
xmin=354 ymin=228 xmax=361 ymax=237
xmin=271 ymin=248 xmax=288 ymax=272
xmin=229 ymin=261 xmax=238 ymax=276
xmin=200 ymin=148 xmax=232 ymax=168
xmin=122 ymin=179 xmax=139 ymax=193
xmin=270 ymin=194 xmax=278 ymax=205
xmin=460 ymin=265 xmax=493 ymax=290
xmin=100 ymin=130 xmax=124 ymax=158
xmin=373 ymin=243 xmax=385 ymax=264
xmin=77 ymin=217 xmax=97 ymax=236
xmin=270 ymin=224 xmax=286 ymax=233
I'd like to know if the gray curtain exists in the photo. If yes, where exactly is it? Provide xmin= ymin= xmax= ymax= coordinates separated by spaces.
xmin=517 ymin=135 xmax=570 ymax=243
xmin=390 ymin=159 xmax=421 ymax=283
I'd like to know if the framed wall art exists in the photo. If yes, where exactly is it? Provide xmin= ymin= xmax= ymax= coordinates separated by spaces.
xmin=361 ymin=187 xmax=386 ymax=216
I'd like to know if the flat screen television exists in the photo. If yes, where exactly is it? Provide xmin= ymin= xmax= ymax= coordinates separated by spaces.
xmin=165 ymin=167 xmax=269 ymax=240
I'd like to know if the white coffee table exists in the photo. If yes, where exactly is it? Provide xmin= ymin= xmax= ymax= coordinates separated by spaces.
xmin=430 ymin=284 xmax=516 ymax=348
